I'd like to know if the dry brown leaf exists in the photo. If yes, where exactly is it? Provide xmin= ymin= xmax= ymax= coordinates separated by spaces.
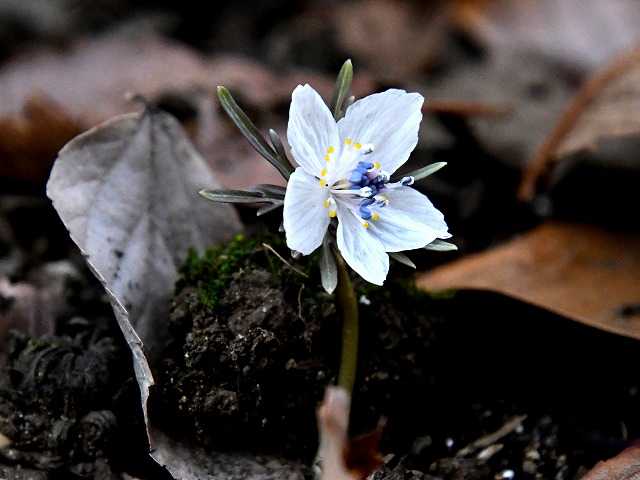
xmin=581 ymin=445 xmax=640 ymax=480
xmin=417 ymin=222 xmax=640 ymax=340
xmin=0 ymin=95 xmax=81 ymax=184
xmin=520 ymin=46 xmax=640 ymax=200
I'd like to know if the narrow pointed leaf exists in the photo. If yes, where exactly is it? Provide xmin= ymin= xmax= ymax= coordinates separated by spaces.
xmin=405 ymin=162 xmax=447 ymax=182
xmin=320 ymin=239 xmax=338 ymax=294
xmin=332 ymin=59 xmax=354 ymax=120
xmin=424 ymin=239 xmax=458 ymax=251
xmin=268 ymin=128 xmax=292 ymax=169
xmin=250 ymin=184 xmax=286 ymax=199
xmin=199 ymin=189 xmax=268 ymax=204
xmin=256 ymin=202 xmax=284 ymax=217
xmin=217 ymin=86 xmax=292 ymax=179
xmin=389 ymin=252 xmax=416 ymax=269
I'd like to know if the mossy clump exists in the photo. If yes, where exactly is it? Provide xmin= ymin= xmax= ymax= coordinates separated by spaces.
xmin=155 ymin=232 xmax=444 ymax=459
xmin=176 ymin=233 xmax=314 ymax=310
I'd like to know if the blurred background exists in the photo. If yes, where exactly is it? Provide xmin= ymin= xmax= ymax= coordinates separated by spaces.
xmin=1 ymin=1 xmax=640 ymax=479
xmin=2 ymin=0 xmax=640 ymax=246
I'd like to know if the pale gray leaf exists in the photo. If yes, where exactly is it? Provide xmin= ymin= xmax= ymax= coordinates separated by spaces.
xmin=424 ymin=239 xmax=458 ymax=252
xmin=389 ymin=252 xmax=416 ymax=269
xmin=320 ymin=239 xmax=338 ymax=294
xmin=47 ymin=108 xmax=242 ymax=477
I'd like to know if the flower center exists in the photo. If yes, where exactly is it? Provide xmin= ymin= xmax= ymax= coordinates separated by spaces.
xmin=323 ymin=140 xmax=415 ymax=227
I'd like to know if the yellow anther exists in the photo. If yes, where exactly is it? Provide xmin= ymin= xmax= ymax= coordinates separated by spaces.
xmin=371 ymin=212 xmax=380 ymax=221
xmin=324 ymin=154 xmax=331 ymax=162
xmin=323 ymin=199 xmax=331 ymax=208
xmin=328 ymin=210 xmax=337 ymax=218
xmin=327 ymin=146 xmax=335 ymax=154
xmin=319 ymin=179 xmax=328 ymax=187
xmin=362 ymin=221 xmax=370 ymax=229
xmin=373 ymin=161 xmax=381 ymax=169
xmin=354 ymin=142 xmax=362 ymax=150
xmin=320 ymin=168 xmax=328 ymax=177
xmin=344 ymin=138 xmax=352 ymax=145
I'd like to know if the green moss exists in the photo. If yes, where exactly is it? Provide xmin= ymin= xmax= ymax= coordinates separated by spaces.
xmin=176 ymin=233 xmax=315 ymax=310
xmin=177 ymin=234 xmax=262 ymax=309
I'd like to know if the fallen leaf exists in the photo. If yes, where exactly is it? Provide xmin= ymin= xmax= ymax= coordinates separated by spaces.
xmin=582 ymin=445 xmax=640 ymax=480
xmin=417 ymin=222 xmax=640 ymax=340
xmin=0 ymin=95 xmax=82 ymax=184
xmin=47 ymin=107 xmax=242 ymax=477
xmin=520 ymin=45 xmax=640 ymax=200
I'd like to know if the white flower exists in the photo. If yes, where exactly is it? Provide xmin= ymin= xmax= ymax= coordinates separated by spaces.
xmin=283 ymin=85 xmax=450 ymax=285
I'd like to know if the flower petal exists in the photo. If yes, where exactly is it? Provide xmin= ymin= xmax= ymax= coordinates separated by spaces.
xmin=370 ymin=187 xmax=450 ymax=252
xmin=283 ymin=168 xmax=331 ymax=255
xmin=337 ymin=89 xmax=423 ymax=174
xmin=336 ymin=201 xmax=389 ymax=285
xmin=287 ymin=84 xmax=340 ymax=176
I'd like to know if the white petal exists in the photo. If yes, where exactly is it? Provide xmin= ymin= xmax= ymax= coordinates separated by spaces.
xmin=336 ymin=201 xmax=389 ymax=285
xmin=370 ymin=187 xmax=450 ymax=252
xmin=287 ymin=84 xmax=340 ymax=176
xmin=337 ymin=89 xmax=423 ymax=174
xmin=283 ymin=168 xmax=330 ymax=255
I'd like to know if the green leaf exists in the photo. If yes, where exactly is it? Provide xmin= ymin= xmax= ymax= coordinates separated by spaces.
xmin=424 ymin=239 xmax=458 ymax=252
xmin=389 ymin=252 xmax=416 ymax=269
xmin=268 ymin=128 xmax=293 ymax=170
xmin=331 ymin=59 xmax=353 ymax=120
xmin=256 ymin=202 xmax=284 ymax=217
xmin=217 ymin=86 xmax=292 ymax=179
xmin=250 ymin=184 xmax=286 ymax=199
xmin=199 ymin=189 xmax=270 ymax=204
xmin=405 ymin=162 xmax=447 ymax=182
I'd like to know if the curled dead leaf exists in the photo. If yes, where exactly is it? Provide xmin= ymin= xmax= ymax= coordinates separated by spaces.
xmin=582 ymin=445 xmax=640 ymax=480
xmin=47 ymin=106 xmax=243 ymax=478
xmin=316 ymin=387 xmax=385 ymax=480
xmin=520 ymin=45 xmax=640 ymax=200
xmin=417 ymin=222 xmax=640 ymax=340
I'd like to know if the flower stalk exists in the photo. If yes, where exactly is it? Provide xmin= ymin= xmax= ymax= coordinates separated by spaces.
xmin=335 ymin=250 xmax=359 ymax=396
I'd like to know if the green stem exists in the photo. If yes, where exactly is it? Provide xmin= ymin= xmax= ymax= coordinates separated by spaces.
xmin=335 ymin=252 xmax=359 ymax=395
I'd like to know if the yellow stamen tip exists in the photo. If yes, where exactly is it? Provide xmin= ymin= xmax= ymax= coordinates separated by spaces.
xmin=323 ymin=199 xmax=331 ymax=208
xmin=320 ymin=168 xmax=328 ymax=177
xmin=344 ymin=138 xmax=352 ymax=145
xmin=328 ymin=210 xmax=337 ymax=218
xmin=324 ymin=154 xmax=331 ymax=162
xmin=362 ymin=221 xmax=369 ymax=229
xmin=373 ymin=162 xmax=381 ymax=169
xmin=319 ymin=179 xmax=327 ymax=187
xmin=371 ymin=212 xmax=380 ymax=221
xmin=327 ymin=146 xmax=335 ymax=154
xmin=354 ymin=142 xmax=362 ymax=150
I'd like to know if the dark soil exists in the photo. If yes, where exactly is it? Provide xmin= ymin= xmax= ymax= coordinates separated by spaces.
xmin=156 ymin=234 xmax=640 ymax=479
xmin=0 ymin=197 xmax=169 ymax=480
